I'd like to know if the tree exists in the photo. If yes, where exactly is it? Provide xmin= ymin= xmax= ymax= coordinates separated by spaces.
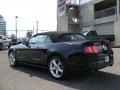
xmin=26 ymin=31 xmax=32 ymax=38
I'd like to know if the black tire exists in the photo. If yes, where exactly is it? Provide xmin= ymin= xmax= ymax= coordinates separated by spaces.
xmin=8 ymin=42 xmax=12 ymax=49
xmin=8 ymin=51 xmax=18 ymax=67
xmin=8 ymin=45 xmax=10 ymax=49
xmin=49 ymin=56 xmax=68 ymax=80
xmin=0 ymin=44 xmax=3 ymax=50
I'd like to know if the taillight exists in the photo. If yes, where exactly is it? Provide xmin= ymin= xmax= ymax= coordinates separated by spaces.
xmin=84 ymin=46 xmax=99 ymax=54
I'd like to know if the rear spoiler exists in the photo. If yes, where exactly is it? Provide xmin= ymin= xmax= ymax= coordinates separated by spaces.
xmin=97 ymin=35 xmax=115 ymax=42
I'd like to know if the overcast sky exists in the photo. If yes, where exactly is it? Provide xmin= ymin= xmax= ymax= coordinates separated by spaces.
xmin=0 ymin=0 xmax=90 ymax=37
xmin=0 ymin=0 xmax=57 ymax=33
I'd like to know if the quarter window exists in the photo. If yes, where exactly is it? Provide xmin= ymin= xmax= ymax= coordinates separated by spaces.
xmin=45 ymin=36 xmax=52 ymax=44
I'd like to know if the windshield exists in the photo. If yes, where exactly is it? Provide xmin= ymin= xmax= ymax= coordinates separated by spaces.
xmin=61 ymin=34 xmax=86 ymax=42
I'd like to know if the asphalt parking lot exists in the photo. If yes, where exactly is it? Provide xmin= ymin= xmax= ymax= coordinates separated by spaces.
xmin=0 ymin=49 xmax=120 ymax=90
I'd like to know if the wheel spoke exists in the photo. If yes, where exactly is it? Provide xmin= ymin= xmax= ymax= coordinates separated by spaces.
xmin=53 ymin=60 xmax=57 ymax=67
xmin=50 ymin=66 xmax=56 ymax=71
xmin=57 ymin=62 xmax=61 ymax=67
xmin=58 ymin=68 xmax=63 ymax=73
xmin=55 ymin=70 xmax=59 ymax=76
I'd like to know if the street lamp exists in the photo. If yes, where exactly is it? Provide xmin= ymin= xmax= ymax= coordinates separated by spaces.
xmin=15 ymin=16 xmax=18 ymax=38
xmin=79 ymin=0 xmax=82 ymax=32
xmin=36 ymin=21 xmax=39 ymax=34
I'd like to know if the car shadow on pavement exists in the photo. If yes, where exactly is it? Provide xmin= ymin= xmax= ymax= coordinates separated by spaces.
xmin=12 ymin=65 xmax=120 ymax=90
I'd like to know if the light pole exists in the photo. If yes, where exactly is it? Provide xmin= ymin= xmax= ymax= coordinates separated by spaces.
xmin=79 ymin=0 xmax=82 ymax=32
xmin=15 ymin=16 xmax=18 ymax=38
xmin=33 ymin=26 xmax=35 ymax=35
xmin=36 ymin=21 xmax=38 ymax=34
xmin=117 ymin=0 xmax=120 ymax=20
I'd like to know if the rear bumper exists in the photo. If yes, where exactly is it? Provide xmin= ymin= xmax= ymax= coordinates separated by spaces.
xmin=66 ymin=53 xmax=114 ymax=71
xmin=88 ymin=58 xmax=113 ymax=70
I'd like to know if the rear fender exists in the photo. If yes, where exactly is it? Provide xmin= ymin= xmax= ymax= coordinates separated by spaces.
xmin=46 ymin=52 xmax=67 ymax=65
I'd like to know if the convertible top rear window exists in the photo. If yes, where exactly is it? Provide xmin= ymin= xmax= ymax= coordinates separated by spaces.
xmin=60 ymin=34 xmax=86 ymax=42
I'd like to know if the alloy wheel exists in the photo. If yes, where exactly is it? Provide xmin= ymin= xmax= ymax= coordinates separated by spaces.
xmin=49 ymin=58 xmax=64 ymax=78
xmin=9 ymin=52 xmax=16 ymax=66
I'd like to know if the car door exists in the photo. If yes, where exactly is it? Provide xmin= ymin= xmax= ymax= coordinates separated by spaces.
xmin=1 ymin=36 xmax=7 ymax=47
xmin=31 ymin=35 xmax=53 ymax=65
xmin=17 ymin=35 xmax=52 ymax=65
xmin=26 ymin=35 xmax=51 ymax=65
xmin=16 ymin=37 xmax=37 ymax=63
xmin=3 ymin=37 xmax=9 ymax=47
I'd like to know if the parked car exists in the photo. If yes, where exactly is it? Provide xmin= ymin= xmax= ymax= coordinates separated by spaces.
xmin=8 ymin=32 xmax=114 ymax=79
xmin=82 ymin=31 xmax=115 ymax=42
xmin=82 ymin=31 xmax=97 ymax=39
xmin=0 ymin=35 xmax=10 ymax=50
xmin=8 ymin=38 xmax=23 ymax=48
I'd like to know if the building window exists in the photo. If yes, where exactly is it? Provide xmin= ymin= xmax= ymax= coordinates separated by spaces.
xmin=94 ymin=0 xmax=117 ymax=19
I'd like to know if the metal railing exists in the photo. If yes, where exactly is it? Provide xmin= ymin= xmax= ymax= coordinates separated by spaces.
xmin=80 ymin=0 xmax=92 ymax=4
xmin=66 ymin=0 xmax=80 ymax=5
xmin=66 ymin=0 xmax=92 ymax=5
xmin=95 ymin=6 xmax=117 ymax=19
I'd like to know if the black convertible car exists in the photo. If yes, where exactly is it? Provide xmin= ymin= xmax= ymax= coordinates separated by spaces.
xmin=8 ymin=32 xmax=114 ymax=79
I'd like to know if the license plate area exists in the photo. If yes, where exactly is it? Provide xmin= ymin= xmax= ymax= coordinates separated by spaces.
xmin=97 ymin=45 xmax=108 ymax=53
xmin=105 ymin=56 xmax=110 ymax=62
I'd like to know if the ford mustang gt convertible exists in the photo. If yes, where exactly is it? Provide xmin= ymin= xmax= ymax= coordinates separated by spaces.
xmin=8 ymin=32 xmax=114 ymax=79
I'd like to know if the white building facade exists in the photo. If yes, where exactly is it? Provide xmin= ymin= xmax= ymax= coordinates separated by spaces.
xmin=0 ymin=15 xmax=6 ymax=35
xmin=57 ymin=0 xmax=120 ymax=46
xmin=81 ymin=0 xmax=120 ymax=45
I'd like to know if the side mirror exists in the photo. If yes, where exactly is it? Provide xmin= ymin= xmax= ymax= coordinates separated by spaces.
xmin=23 ymin=40 xmax=29 ymax=46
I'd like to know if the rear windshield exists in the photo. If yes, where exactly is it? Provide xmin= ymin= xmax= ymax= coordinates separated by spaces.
xmin=60 ymin=34 xmax=86 ymax=42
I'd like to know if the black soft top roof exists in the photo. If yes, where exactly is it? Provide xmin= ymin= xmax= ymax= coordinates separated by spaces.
xmin=35 ymin=31 xmax=82 ymax=42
